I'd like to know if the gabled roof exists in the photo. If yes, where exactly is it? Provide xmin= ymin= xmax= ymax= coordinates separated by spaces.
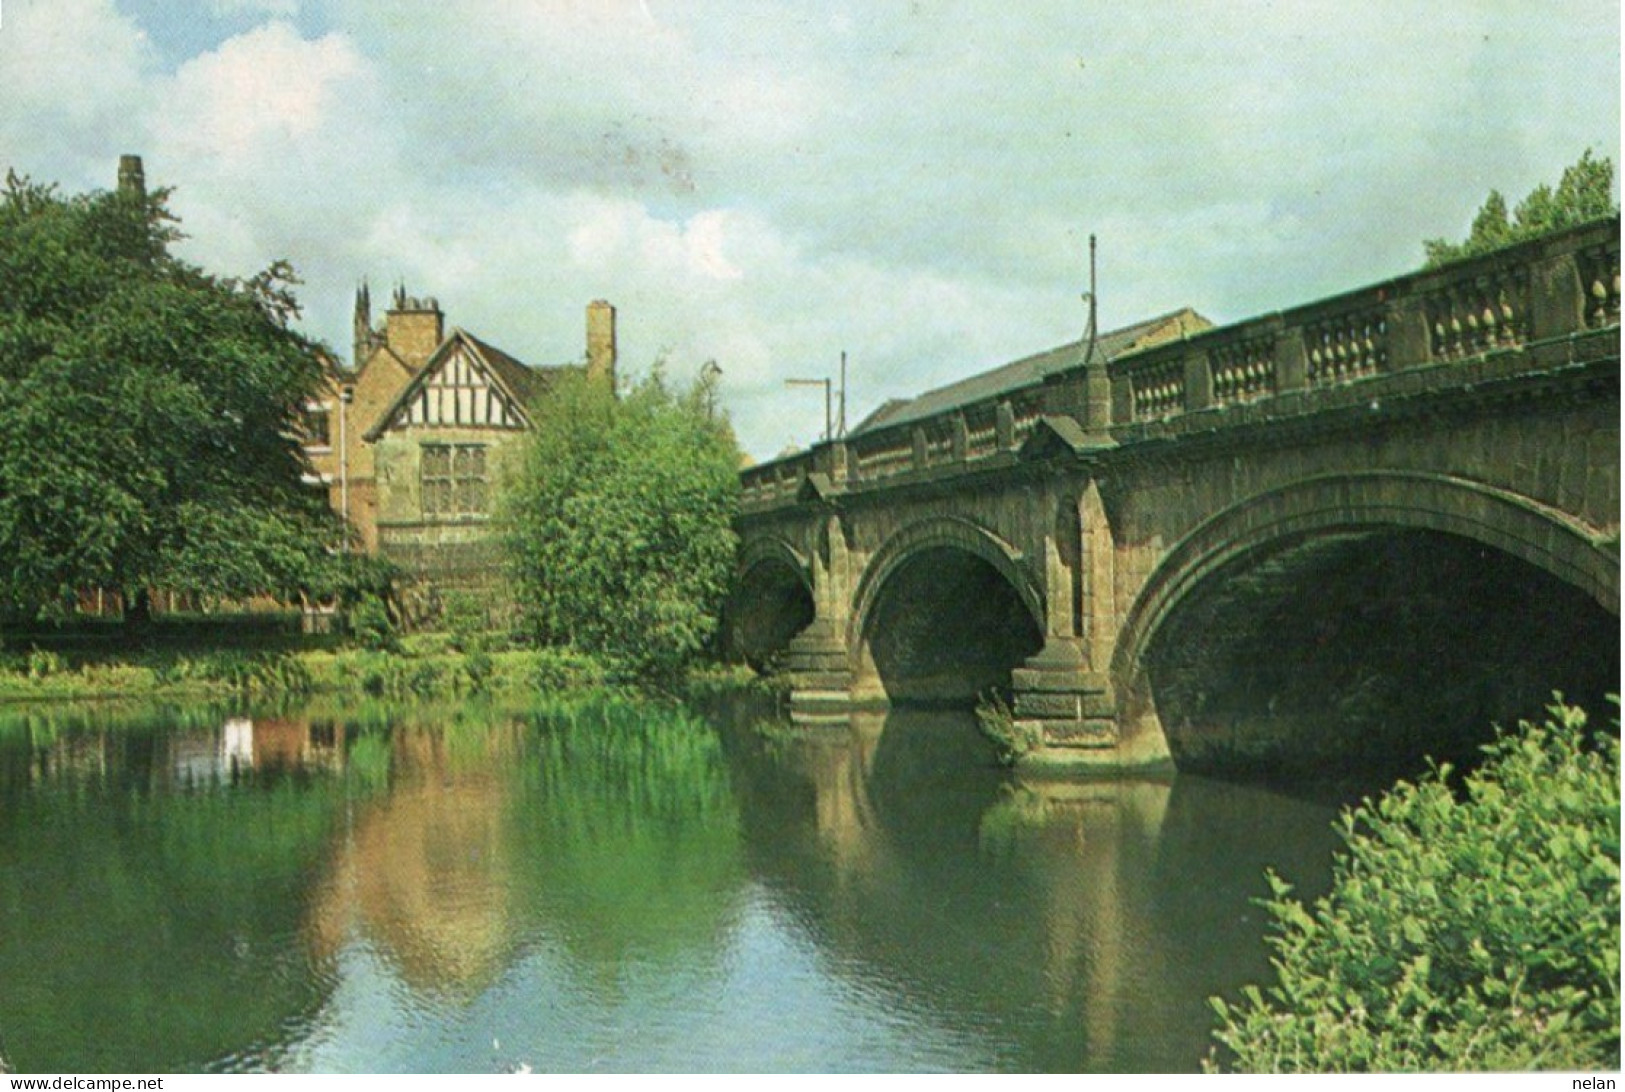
xmin=849 ymin=308 xmax=1210 ymax=436
xmin=363 ymin=328 xmax=577 ymax=441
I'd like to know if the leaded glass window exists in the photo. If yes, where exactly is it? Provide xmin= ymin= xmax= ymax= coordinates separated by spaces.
xmin=421 ymin=443 xmax=488 ymax=518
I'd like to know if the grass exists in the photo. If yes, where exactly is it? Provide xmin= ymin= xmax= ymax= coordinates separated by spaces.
xmin=0 ymin=619 xmax=766 ymax=706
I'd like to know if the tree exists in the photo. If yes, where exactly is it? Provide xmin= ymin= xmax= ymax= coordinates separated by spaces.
xmin=502 ymin=366 xmax=741 ymax=684
xmin=1425 ymin=150 xmax=1618 ymax=267
xmin=1209 ymin=701 xmax=1620 ymax=1072
xmin=0 ymin=170 xmax=340 ymax=621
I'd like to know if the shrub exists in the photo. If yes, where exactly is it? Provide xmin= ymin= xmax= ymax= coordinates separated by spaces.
xmin=1209 ymin=700 xmax=1620 ymax=1072
xmin=348 ymin=594 xmax=400 ymax=653
xmin=974 ymin=689 xmax=1041 ymax=766
xmin=441 ymin=590 xmax=492 ymax=654
xmin=25 ymin=647 xmax=65 ymax=680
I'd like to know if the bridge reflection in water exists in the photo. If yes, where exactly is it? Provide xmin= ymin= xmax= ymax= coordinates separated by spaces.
xmin=718 ymin=704 xmax=1346 ymax=1072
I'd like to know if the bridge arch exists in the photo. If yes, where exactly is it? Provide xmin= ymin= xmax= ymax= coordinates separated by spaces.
xmin=737 ymin=535 xmax=814 ymax=592
xmin=848 ymin=517 xmax=1046 ymax=704
xmin=727 ymin=536 xmax=815 ymax=669
xmin=1113 ymin=470 xmax=1620 ymax=776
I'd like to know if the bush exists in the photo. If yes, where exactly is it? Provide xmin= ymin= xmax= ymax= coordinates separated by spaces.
xmin=348 ymin=594 xmax=400 ymax=653
xmin=25 ymin=648 xmax=65 ymax=680
xmin=440 ymin=590 xmax=492 ymax=653
xmin=1209 ymin=700 xmax=1620 ymax=1072
xmin=974 ymin=689 xmax=1040 ymax=766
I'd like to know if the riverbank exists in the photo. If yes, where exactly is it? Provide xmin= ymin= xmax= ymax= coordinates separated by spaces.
xmin=0 ymin=622 xmax=768 ymax=707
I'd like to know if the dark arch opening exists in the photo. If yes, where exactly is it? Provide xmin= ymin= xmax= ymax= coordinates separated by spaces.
xmin=1144 ymin=529 xmax=1620 ymax=790
xmin=727 ymin=560 xmax=815 ymax=671
xmin=861 ymin=546 xmax=1045 ymax=706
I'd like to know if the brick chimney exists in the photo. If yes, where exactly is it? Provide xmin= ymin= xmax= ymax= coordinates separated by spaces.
xmin=117 ymin=155 xmax=145 ymax=199
xmin=384 ymin=285 xmax=444 ymax=370
xmin=586 ymin=299 xmax=616 ymax=390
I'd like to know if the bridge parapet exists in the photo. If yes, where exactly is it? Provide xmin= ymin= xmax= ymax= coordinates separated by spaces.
xmin=1111 ymin=216 xmax=1619 ymax=427
xmin=743 ymin=219 xmax=1617 ymax=517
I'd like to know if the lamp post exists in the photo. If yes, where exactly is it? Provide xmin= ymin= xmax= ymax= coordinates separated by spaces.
xmin=700 ymin=360 xmax=722 ymax=421
xmin=785 ymin=376 xmax=832 ymax=443
xmin=339 ymin=384 xmax=353 ymax=552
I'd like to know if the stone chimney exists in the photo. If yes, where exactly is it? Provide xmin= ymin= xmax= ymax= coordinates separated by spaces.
xmin=586 ymin=299 xmax=616 ymax=390
xmin=384 ymin=285 xmax=444 ymax=370
xmin=117 ymin=155 xmax=145 ymax=199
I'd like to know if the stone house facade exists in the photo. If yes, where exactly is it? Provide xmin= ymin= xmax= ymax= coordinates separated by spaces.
xmin=303 ymin=289 xmax=617 ymax=603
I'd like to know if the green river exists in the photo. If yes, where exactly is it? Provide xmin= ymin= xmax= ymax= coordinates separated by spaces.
xmin=0 ymin=694 xmax=1348 ymax=1073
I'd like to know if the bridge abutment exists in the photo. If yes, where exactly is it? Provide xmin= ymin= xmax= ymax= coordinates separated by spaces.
xmin=784 ymin=618 xmax=859 ymax=726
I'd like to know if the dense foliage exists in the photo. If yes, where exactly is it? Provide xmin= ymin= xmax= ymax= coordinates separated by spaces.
xmin=0 ymin=171 xmax=339 ymax=620
xmin=1424 ymin=150 xmax=1617 ymax=267
xmin=1210 ymin=701 xmax=1620 ymax=1072
xmin=503 ymin=367 xmax=740 ymax=683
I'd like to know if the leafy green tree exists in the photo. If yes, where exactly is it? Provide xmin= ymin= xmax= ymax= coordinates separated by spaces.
xmin=503 ymin=366 xmax=741 ymax=684
xmin=1209 ymin=701 xmax=1620 ymax=1072
xmin=0 ymin=170 xmax=339 ymax=621
xmin=1425 ymin=150 xmax=1618 ymax=267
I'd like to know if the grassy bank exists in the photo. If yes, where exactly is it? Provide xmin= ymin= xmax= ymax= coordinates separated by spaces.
xmin=0 ymin=623 xmax=765 ymax=706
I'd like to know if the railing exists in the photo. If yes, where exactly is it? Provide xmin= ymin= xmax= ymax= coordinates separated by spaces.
xmin=1112 ymin=217 xmax=1616 ymax=426
xmin=1209 ymin=334 xmax=1277 ymax=406
xmin=740 ymin=217 xmax=1619 ymax=510
xmin=1426 ymin=265 xmax=1529 ymax=361
xmin=1579 ymin=237 xmax=1621 ymax=330
xmin=1305 ymin=307 xmax=1386 ymax=387
xmin=1131 ymin=360 xmax=1185 ymax=420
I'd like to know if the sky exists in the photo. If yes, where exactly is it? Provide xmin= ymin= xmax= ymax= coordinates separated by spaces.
xmin=0 ymin=0 xmax=1618 ymax=459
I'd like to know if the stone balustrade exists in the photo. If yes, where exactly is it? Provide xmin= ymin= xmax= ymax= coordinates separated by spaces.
xmin=1305 ymin=307 xmax=1386 ymax=387
xmin=740 ymin=217 xmax=1619 ymax=511
xmin=1209 ymin=334 xmax=1277 ymax=405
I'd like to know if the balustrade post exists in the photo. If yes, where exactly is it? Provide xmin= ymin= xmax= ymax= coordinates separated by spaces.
xmin=995 ymin=401 xmax=1016 ymax=451
xmin=1530 ymin=252 xmax=1585 ymax=341
xmin=1183 ymin=350 xmax=1212 ymax=412
xmin=1387 ymin=295 xmax=1431 ymax=368
xmin=1109 ymin=372 xmax=1132 ymax=427
xmin=951 ymin=413 xmax=968 ymax=462
xmin=1084 ymin=355 xmax=1114 ymax=437
xmin=1275 ymin=328 xmax=1308 ymax=392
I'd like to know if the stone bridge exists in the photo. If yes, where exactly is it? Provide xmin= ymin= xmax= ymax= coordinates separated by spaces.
xmin=730 ymin=219 xmax=1621 ymax=774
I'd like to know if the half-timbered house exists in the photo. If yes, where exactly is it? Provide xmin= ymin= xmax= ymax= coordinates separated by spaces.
xmin=359 ymin=298 xmax=617 ymax=602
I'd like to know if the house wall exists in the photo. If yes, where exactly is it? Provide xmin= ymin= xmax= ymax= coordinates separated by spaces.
xmin=374 ymin=427 xmax=527 ymax=617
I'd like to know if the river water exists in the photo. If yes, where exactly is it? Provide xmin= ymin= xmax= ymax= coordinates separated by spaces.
xmin=0 ymin=694 xmax=1349 ymax=1073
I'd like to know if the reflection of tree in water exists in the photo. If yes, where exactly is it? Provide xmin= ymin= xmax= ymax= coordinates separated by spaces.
xmin=504 ymin=701 xmax=746 ymax=985
xmin=0 ymin=714 xmax=346 ymax=1073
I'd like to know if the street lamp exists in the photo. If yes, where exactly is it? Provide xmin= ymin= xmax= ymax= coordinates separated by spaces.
xmin=700 ymin=360 xmax=722 ymax=421
xmin=785 ymin=376 xmax=832 ymax=443
xmin=339 ymin=384 xmax=354 ymax=553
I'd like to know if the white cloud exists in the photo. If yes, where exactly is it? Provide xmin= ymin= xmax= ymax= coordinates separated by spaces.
xmin=0 ymin=0 xmax=155 ymax=185
xmin=0 ymin=0 xmax=1614 ymax=457
xmin=208 ymin=0 xmax=299 ymax=16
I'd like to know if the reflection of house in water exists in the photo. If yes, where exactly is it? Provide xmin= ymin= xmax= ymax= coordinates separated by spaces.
xmin=27 ymin=731 xmax=111 ymax=786
xmin=307 ymin=728 xmax=518 ymax=998
xmin=168 ymin=717 xmax=346 ymax=784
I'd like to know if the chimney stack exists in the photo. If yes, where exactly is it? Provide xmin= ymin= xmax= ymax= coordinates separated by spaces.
xmin=117 ymin=155 xmax=145 ymax=199
xmin=383 ymin=286 xmax=445 ymax=370
xmin=586 ymin=300 xmax=617 ymax=391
